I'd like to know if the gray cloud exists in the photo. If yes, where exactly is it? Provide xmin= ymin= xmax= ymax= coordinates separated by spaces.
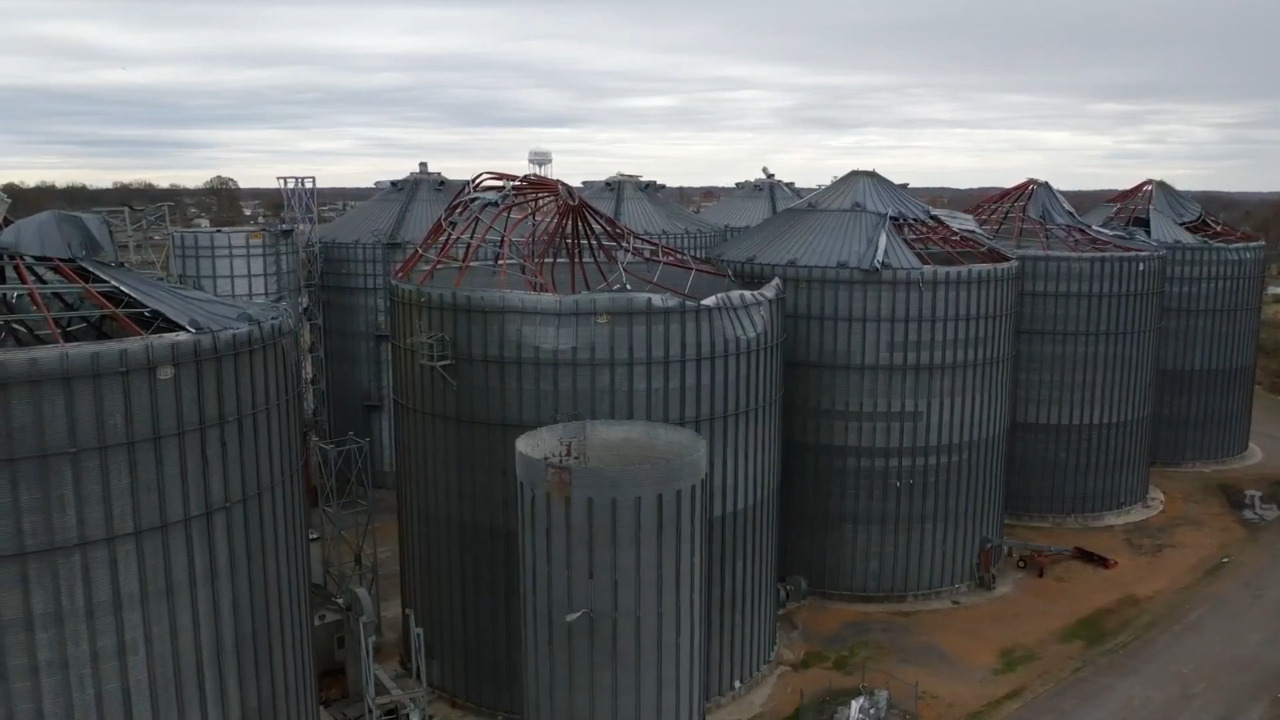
xmin=2 ymin=0 xmax=1277 ymax=190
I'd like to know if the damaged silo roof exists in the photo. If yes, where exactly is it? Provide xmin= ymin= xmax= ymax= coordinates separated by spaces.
xmin=713 ymin=169 xmax=1012 ymax=270
xmin=967 ymin=179 xmax=1147 ymax=253
xmin=1 ymin=210 xmax=285 ymax=346
xmin=1084 ymin=179 xmax=1261 ymax=245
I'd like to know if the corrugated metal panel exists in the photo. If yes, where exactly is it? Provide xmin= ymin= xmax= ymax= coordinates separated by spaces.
xmin=1008 ymin=253 xmax=1165 ymax=517
xmin=0 ymin=318 xmax=314 ymax=720
xmin=721 ymin=263 xmax=1017 ymax=598
xmin=713 ymin=210 xmax=925 ymax=270
xmin=713 ymin=170 xmax=1010 ymax=271
xmin=1084 ymin=180 xmax=1265 ymax=464
xmin=1152 ymin=244 xmax=1266 ymax=463
xmin=170 ymin=228 xmax=300 ymax=308
xmin=965 ymin=180 xmax=1165 ymax=518
xmin=320 ymin=241 xmax=407 ymax=488
xmin=581 ymin=176 xmax=725 ymax=256
xmin=317 ymin=172 xmax=466 ymax=246
xmin=393 ymin=280 xmax=784 ymax=714
xmin=516 ymin=420 xmax=706 ymax=720
xmin=699 ymin=178 xmax=804 ymax=230
xmin=800 ymin=170 xmax=932 ymax=218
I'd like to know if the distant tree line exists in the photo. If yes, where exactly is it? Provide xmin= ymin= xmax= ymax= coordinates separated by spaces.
xmin=1 ymin=177 xmax=251 ymax=227
xmin=4 ymin=177 xmax=1277 ymax=248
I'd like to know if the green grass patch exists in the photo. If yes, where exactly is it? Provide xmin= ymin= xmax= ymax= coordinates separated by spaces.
xmin=992 ymin=645 xmax=1039 ymax=676
xmin=795 ymin=650 xmax=831 ymax=670
xmin=965 ymin=686 xmax=1026 ymax=720
xmin=792 ymin=640 xmax=880 ymax=675
xmin=1058 ymin=595 xmax=1144 ymax=649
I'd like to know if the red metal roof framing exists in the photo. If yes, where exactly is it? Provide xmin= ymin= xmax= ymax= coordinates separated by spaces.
xmin=394 ymin=171 xmax=724 ymax=297
xmin=968 ymin=180 xmax=1132 ymax=253
xmin=1 ymin=254 xmax=152 ymax=345
xmin=893 ymin=217 xmax=1012 ymax=266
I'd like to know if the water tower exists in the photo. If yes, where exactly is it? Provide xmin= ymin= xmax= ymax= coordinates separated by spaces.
xmin=527 ymin=147 xmax=553 ymax=178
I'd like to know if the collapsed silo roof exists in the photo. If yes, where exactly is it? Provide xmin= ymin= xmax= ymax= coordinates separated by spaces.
xmin=1085 ymin=179 xmax=1261 ymax=245
xmin=966 ymin=179 xmax=1147 ymax=253
xmin=317 ymin=162 xmax=468 ymax=245
xmin=714 ymin=169 xmax=1013 ymax=270
xmin=395 ymin=171 xmax=731 ymax=300
xmin=1 ymin=210 xmax=285 ymax=346
xmin=580 ymin=172 xmax=723 ymax=237
xmin=699 ymin=171 xmax=805 ymax=229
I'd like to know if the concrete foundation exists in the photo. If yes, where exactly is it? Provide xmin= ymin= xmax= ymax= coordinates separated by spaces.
xmin=1007 ymin=485 xmax=1166 ymax=528
xmin=1154 ymin=443 xmax=1262 ymax=471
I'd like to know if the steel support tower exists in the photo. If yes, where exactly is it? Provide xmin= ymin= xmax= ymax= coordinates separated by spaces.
xmin=277 ymin=176 xmax=328 ymax=434
xmin=315 ymin=436 xmax=379 ymax=616
xmin=93 ymin=203 xmax=174 ymax=276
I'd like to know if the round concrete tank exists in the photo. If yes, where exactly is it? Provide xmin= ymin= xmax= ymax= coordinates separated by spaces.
xmin=716 ymin=169 xmax=1017 ymax=599
xmin=170 ymin=226 xmax=300 ymax=308
xmin=316 ymin=166 xmax=466 ymax=488
xmin=1086 ymin=179 xmax=1267 ymax=464
xmin=0 ymin=248 xmax=312 ymax=719
xmin=965 ymin=180 xmax=1165 ymax=520
xmin=515 ymin=420 xmax=707 ymax=720
xmin=392 ymin=172 xmax=783 ymax=715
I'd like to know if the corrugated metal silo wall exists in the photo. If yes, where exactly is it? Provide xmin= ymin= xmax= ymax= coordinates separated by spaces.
xmin=1151 ymin=243 xmax=1266 ymax=463
xmin=170 ymin=229 xmax=301 ymax=308
xmin=0 ymin=321 xmax=314 ymax=720
xmin=320 ymin=241 xmax=408 ymax=488
xmin=748 ymin=264 xmax=1017 ymax=598
xmin=516 ymin=421 xmax=707 ymax=720
xmin=392 ymin=282 xmax=783 ymax=715
xmin=654 ymin=230 xmax=727 ymax=258
xmin=1008 ymin=252 xmax=1165 ymax=518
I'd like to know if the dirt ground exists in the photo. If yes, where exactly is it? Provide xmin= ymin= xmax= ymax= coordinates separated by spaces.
xmin=754 ymin=396 xmax=1280 ymax=718
xmin=364 ymin=308 xmax=1280 ymax=720
xmin=759 ymin=470 xmax=1274 ymax=720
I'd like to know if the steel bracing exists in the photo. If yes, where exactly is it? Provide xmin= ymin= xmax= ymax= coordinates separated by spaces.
xmin=0 ymin=254 xmax=185 ymax=346
xmin=1100 ymin=180 xmax=1261 ymax=244
xmin=315 ymin=434 xmax=380 ymax=625
xmin=277 ymin=176 xmax=328 ymax=433
xmin=92 ymin=203 xmax=173 ymax=275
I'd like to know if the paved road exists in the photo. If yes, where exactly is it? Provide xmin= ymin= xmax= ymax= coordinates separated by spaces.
xmin=1008 ymin=395 xmax=1280 ymax=720
xmin=1007 ymin=524 xmax=1280 ymax=719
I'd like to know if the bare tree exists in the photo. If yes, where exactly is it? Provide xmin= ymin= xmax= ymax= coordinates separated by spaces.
xmin=202 ymin=175 xmax=243 ymax=225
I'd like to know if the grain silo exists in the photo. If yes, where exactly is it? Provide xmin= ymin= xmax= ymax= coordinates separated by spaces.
xmin=964 ymin=179 xmax=1164 ymax=521
xmin=317 ymin=161 xmax=466 ymax=488
xmin=582 ymin=172 xmax=726 ymax=257
xmin=699 ymin=168 xmax=804 ymax=237
xmin=715 ymin=169 xmax=1017 ymax=599
xmin=170 ymin=226 xmax=300 ymax=307
xmin=0 ymin=213 xmax=314 ymax=720
xmin=1086 ymin=179 xmax=1266 ymax=465
xmin=516 ymin=420 xmax=708 ymax=720
xmin=392 ymin=172 xmax=783 ymax=714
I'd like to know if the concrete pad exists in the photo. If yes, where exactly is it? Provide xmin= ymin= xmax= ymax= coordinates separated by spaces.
xmin=1008 ymin=485 xmax=1166 ymax=529
xmin=1154 ymin=442 xmax=1262 ymax=471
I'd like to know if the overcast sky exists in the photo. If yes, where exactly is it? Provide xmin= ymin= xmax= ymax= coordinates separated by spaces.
xmin=2 ymin=0 xmax=1277 ymax=190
